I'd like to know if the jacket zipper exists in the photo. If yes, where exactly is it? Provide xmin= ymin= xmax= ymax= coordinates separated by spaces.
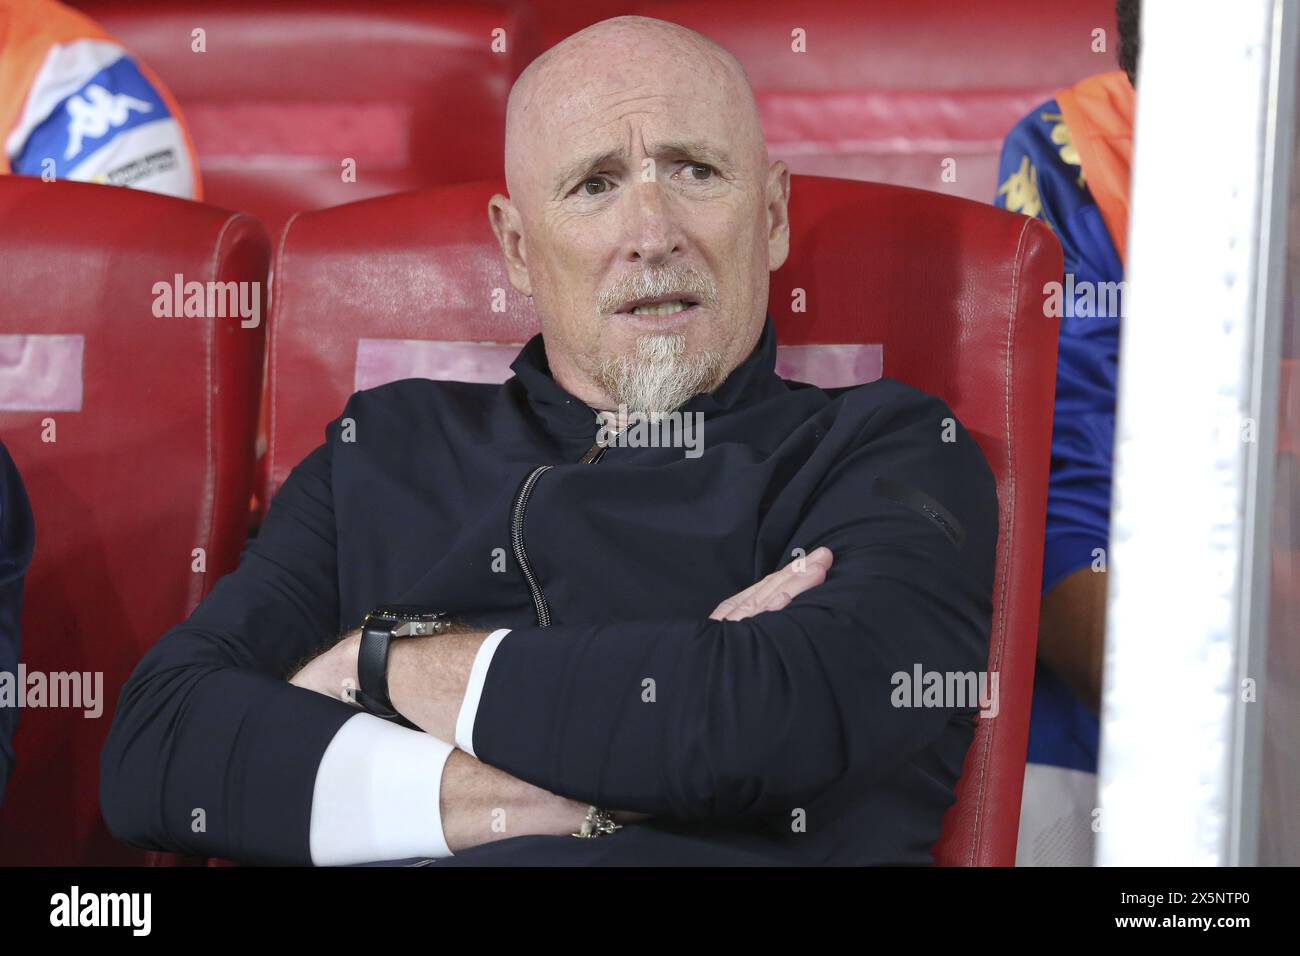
xmin=511 ymin=431 xmax=610 ymax=628
xmin=403 ymin=433 xmax=610 ymax=866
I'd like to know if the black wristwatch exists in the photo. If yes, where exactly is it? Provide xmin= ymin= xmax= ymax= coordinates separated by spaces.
xmin=355 ymin=606 xmax=451 ymax=727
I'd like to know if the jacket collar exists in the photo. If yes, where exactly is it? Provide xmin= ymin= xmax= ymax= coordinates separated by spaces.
xmin=509 ymin=312 xmax=785 ymax=436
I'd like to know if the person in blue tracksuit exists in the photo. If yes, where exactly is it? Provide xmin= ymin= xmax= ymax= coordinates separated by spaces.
xmin=992 ymin=0 xmax=1141 ymax=864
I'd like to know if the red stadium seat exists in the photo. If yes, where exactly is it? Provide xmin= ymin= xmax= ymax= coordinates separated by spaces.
xmin=73 ymin=0 xmax=1114 ymax=220
xmin=76 ymin=0 xmax=540 ymax=239
xmin=263 ymin=174 xmax=1061 ymax=864
xmin=0 ymin=177 xmax=268 ymax=864
xmin=635 ymin=0 xmax=1117 ymax=202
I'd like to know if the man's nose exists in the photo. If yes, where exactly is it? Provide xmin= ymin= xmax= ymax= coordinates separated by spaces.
xmin=622 ymin=176 xmax=682 ymax=264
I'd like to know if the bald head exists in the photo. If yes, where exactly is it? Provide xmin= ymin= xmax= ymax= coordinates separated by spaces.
xmin=487 ymin=15 xmax=791 ymax=417
xmin=504 ymin=16 xmax=767 ymax=214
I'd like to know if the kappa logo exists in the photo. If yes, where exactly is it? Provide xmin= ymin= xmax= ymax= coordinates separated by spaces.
xmin=64 ymin=84 xmax=153 ymax=159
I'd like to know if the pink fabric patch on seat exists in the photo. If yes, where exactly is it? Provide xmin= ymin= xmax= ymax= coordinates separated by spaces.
xmin=0 ymin=334 xmax=85 ymax=412
xmin=355 ymin=339 xmax=523 ymax=391
xmin=774 ymin=343 xmax=883 ymax=388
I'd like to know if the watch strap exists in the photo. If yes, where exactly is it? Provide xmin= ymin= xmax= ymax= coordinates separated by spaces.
xmin=352 ymin=685 xmax=421 ymax=732
xmin=356 ymin=612 xmax=448 ymax=732
xmin=357 ymin=622 xmax=421 ymax=730
xmin=357 ymin=621 xmax=397 ymax=713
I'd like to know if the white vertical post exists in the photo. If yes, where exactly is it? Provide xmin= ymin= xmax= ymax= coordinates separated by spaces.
xmin=1097 ymin=0 xmax=1296 ymax=865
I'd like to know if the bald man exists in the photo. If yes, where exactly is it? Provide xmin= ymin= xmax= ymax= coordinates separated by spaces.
xmin=100 ymin=17 xmax=997 ymax=866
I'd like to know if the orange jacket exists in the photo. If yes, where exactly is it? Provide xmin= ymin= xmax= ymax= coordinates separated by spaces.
xmin=0 ymin=0 xmax=200 ymax=199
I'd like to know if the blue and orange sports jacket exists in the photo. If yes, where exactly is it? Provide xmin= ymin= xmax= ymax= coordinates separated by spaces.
xmin=994 ymin=70 xmax=1135 ymax=776
xmin=0 ymin=0 xmax=200 ymax=199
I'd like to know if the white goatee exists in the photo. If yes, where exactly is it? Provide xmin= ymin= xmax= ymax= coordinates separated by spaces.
xmin=596 ymin=333 xmax=724 ymax=420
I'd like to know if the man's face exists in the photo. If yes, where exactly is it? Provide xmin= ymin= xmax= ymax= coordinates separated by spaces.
xmin=491 ymin=29 xmax=789 ymax=415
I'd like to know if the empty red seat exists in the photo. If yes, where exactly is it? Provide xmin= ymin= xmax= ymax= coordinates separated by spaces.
xmin=636 ymin=0 xmax=1117 ymax=203
xmin=78 ymin=0 xmax=539 ymax=237
xmin=0 ymin=177 xmax=268 ymax=864
xmin=76 ymin=0 xmax=1116 ymax=223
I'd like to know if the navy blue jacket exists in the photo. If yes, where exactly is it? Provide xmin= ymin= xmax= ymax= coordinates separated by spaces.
xmin=0 ymin=439 xmax=35 ymax=809
xmin=100 ymin=315 xmax=998 ymax=865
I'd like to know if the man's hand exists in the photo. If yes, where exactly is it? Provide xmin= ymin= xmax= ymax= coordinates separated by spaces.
xmin=289 ymin=630 xmax=652 ymax=851
xmin=708 ymin=547 xmax=834 ymax=621
xmin=289 ymin=629 xmax=361 ymax=704
xmin=285 ymin=550 xmax=836 ymax=850
xmin=289 ymin=545 xmax=836 ymax=705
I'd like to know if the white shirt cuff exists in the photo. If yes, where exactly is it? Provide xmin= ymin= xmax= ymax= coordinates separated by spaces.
xmin=309 ymin=712 xmax=455 ymax=866
xmin=454 ymin=628 xmax=510 ymax=758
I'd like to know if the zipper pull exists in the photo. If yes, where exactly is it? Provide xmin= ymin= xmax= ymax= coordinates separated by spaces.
xmin=580 ymin=412 xmax=618 ymax=463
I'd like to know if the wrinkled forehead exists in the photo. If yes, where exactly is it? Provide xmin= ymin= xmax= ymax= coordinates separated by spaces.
xmin=506 ymin=41 xmax=758 ymax=203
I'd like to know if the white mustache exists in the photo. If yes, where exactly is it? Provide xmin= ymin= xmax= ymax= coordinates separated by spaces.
xmin=600 ymin=269 xmax=716 ymax=314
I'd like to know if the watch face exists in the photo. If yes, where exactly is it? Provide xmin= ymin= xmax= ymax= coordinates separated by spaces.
xmin=366 ymin=606 xmax=444 ymax=625
xmin=363 ymin=606 xmax=449 ymax=637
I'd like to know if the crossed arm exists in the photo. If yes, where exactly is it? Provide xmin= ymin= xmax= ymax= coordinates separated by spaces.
xmin=287 ymin=548 xmax=836 ymax=853
xmin=101 ymin=389 xmax=995 ymax=865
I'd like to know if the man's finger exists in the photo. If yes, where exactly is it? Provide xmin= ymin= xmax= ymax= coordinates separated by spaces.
xmin=748 ymin=547 xmax=833 ymax=612
xmin=708 ymin=600 xmax=736 ymax=621
xmin=707 ymin=547 xmax=833 ymax=620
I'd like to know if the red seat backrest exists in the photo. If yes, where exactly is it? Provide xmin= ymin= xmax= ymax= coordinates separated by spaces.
xmin=78 ymin=0 xmax=538 ymax=238
xmin=77 ymin=0 xmax=1113 ymax=217
xmin=774 ymin=175 xmax=1060 ymax=865
xmin=635 ymin=0 xmax=1116 ymax=203
xmin=0 ymin=177 xmax=268 ymax=864
xmin=264 ymin=174 xmax=1060 ymax=864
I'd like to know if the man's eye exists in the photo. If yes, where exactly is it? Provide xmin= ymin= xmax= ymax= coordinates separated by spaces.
xmin=682 ymin=162 xmax=715 ymax=181
xmin=578 ymin=177 xmax=610 ymax=196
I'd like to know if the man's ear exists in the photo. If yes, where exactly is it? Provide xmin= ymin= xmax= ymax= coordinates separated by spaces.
xmin=766 ymin=160 xmax=792 ymax=272
xmin=487 ymin=194 xmax=532 ymax=297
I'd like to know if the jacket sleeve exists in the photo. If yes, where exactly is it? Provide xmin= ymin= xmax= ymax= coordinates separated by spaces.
xmin=994 ymin=101 xmax=1120 ymax=597
xmin=0 ymin=440 xmax=36 ymax=809
xmin=99 ymin=412 xmax=357 ymax=864
xmin=468 ymin=393 xmax=999 ymax=822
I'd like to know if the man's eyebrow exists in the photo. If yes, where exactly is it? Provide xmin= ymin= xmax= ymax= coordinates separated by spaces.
xmin=553 ymin=141 xmax=733 ymax=194
xmin=554 ymin=148 xmax=624 ymax=193
xmin=655 ymin=140 xmax=732 ymax=169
